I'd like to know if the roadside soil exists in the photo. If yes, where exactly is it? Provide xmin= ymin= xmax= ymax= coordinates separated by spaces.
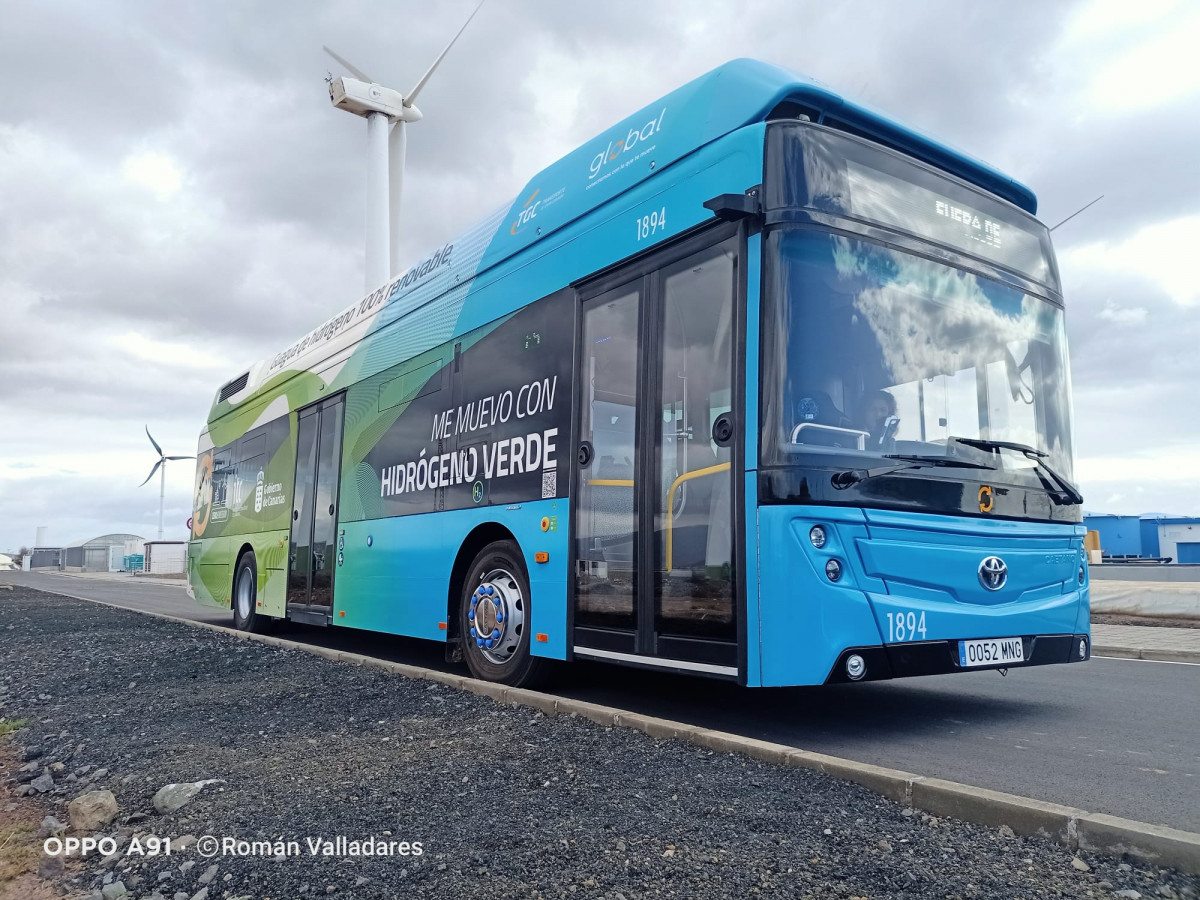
xmin=0 ymin=738 xmax=86 ymax=900
xmin=2 ymin=586 xmax=1197 ymax=900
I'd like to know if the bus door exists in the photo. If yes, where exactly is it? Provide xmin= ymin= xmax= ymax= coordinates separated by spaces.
xmin=287 ymin=394 xmax=344 ymax=624
xmin=572 ymin=233 xmax=741 ymax=677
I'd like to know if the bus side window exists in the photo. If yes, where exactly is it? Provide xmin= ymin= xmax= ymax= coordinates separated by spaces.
xmin=211 ymin=444 xmax=233 ymax=509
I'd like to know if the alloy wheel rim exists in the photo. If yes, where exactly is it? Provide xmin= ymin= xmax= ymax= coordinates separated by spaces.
xmin=237 ymin=567 xmax=253 ymax=620
xmin=468 ymin=567 xmax=525 ymax=666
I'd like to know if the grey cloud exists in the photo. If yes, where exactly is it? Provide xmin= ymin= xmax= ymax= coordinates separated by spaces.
xmin=1027 ymin=100 xmax=1200 ymax=245
xmin=0 ymin=4 xmax=182 ymax=149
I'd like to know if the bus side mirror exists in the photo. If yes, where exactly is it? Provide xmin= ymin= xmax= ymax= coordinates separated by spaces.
xmin=703 ymin=189 xmax=762 ymax=222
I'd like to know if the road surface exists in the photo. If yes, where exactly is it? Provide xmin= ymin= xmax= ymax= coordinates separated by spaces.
xmin=6 ymin=569 xmax=1198 ymax=833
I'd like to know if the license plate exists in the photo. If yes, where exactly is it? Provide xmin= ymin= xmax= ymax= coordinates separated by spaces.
xmin=958 ymin=637 xmax=1024 ymax=667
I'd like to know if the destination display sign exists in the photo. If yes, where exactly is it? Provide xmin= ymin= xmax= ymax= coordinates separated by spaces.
xmin=846 ymin=158 xmax=1052 ymax=285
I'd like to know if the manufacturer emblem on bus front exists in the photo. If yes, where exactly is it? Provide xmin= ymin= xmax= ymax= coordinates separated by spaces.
xmin=978 ymin=556 xmax=1008 ymax=591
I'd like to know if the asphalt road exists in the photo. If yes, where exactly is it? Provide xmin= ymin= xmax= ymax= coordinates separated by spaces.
xmin=6 ymin=570 xmax=1199 ymax=834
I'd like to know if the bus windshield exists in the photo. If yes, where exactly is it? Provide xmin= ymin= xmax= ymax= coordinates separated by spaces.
xmin=760 ymin=230 xmax=1076 ymax=490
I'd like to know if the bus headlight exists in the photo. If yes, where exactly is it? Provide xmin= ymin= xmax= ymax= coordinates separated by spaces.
xmin=1078 ymin=637 xmax=1088 ymax=660
xmin=825 ymin=558 xmax=843 ymax=582
xmin=809 ymin=525 xmax=827 ymax=549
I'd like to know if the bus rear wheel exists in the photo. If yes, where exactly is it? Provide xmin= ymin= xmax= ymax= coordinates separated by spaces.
xmin=460 ymin=540 xmax=549 ymax=688
xmin=232 ymin=551 xmax=266 ymax=633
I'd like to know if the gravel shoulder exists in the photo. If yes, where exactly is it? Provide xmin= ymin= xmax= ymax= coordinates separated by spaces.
xmin=2 ymin=586 xmax=1197 ymax=900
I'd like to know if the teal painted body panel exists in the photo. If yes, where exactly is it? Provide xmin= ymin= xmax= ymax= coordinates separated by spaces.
xmin=758 ymin=506 xmax=884 ymax=686
xmin=758 ymin=505 xmax=1088 ymax=686
xmin=333 ymin=499 xmax=571 ymax=659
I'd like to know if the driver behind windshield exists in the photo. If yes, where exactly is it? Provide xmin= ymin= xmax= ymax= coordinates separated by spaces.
xmin=857 ymin=389 xmax=897 ymax=450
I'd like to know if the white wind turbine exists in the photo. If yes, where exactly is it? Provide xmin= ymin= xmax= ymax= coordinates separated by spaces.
xmin=139 ymin=426 xmax=194 ymax=541
xmin=324 ymin=0 xmax=487 ymax=292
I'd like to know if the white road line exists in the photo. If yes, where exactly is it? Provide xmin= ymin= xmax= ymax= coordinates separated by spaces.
xmin=1094 ymin=654 xmax=1200 ymax=667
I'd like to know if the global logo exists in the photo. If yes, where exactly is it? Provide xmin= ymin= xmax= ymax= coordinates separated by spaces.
xmin=588 ymin=107 xmax=667 ymax=181
xmin=254 ymin=469 xmax=265 ymax=514
xmin=978 ymin=556 xmax=1008 ymax=591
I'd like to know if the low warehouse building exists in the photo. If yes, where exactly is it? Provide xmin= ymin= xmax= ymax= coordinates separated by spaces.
xmin=1084 ymin=514 xmax=1200 ymax=563
xmin=62 ymin=533 xmax=147 ymax=573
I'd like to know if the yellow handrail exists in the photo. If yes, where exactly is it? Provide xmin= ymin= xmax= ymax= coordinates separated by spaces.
xmin=665 ymin=462 xmax=730 ymax=571
xmin=584 ymin=462 xmax=731 ymax=571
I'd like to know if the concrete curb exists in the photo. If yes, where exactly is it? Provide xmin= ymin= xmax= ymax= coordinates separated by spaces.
xmin=15 ymin=588 xmax=1200 ymax=876
xmin=1093 ymin=644 xmax=1200 ymax=664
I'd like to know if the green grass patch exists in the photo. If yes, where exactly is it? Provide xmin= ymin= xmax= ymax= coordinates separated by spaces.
xmin=0 ymin=719 xmax=28 ymax=736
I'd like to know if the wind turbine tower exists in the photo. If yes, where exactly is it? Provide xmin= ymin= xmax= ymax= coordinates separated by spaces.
xmin=140 ymin=427 xmax=194 ymax=541
xmin=324 ymin=0 xmax=487 ymax=292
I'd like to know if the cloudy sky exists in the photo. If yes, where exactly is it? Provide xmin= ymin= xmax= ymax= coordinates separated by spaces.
xmin=2 ymin=0 xmax=1198 ymax=551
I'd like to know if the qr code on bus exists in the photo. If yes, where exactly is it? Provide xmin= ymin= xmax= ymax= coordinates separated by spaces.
xmin=541 ymin=469 xmax=556 ymax=499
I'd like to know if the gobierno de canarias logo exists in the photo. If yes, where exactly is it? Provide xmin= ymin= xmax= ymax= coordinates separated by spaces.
xmin=192 ymin=451 xmax=214 ymax=538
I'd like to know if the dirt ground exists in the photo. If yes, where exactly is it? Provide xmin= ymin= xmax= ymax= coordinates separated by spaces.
xmin=0 ymin=738 xmax=85 ymax=900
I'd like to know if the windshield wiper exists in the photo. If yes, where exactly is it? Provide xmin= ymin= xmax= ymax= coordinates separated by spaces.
xmin=883 ymin=453 xmax=997 ymax=469
xmin=831 ymin=454 xmax=994 ymax=490
xmin=952 ymin=437 xmax=1084 ymax=506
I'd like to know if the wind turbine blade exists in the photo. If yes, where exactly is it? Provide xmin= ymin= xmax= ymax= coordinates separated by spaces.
xmin=405 ymin=0 xmax=486 ymax=107
xmin=145 ymin=425 xmax=162 ymax=457
xmin=139 ymin=459 xmax=163 ymax=487
xmin=165 ymin=455 xmax=195 ymax=461
xmin=323 ymin=45 xmax=374 ymax=83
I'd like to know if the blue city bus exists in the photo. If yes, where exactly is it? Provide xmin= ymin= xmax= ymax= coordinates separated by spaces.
xmin=188 ymin=59 xmax=1089 ymax=688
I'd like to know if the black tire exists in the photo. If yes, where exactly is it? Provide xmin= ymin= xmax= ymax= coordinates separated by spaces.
xmin=232 ymin=551 xmax=266 ymax=633
xmin=460 ymin=540 xmax=550 ymax=688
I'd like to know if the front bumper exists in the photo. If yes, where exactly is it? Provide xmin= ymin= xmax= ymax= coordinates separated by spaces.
xmin=824 ymin=632 xmax=1091 ymax=684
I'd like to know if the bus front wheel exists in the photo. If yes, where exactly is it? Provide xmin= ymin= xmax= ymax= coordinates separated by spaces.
xmin=460 ymin=540 xmax=549 ymax=688
xmin=232 ymin=551 xmax=266 ymax=633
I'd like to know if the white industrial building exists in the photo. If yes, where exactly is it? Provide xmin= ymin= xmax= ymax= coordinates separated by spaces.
xmin=143 ymin=541 xmax=186 ymax=576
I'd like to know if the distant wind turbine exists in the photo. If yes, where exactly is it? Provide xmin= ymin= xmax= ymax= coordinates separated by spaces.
xmin=323 ymin=0 xmax=487 ymax=291
xmin=140 ymin=426 xmax=194 ymax=541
